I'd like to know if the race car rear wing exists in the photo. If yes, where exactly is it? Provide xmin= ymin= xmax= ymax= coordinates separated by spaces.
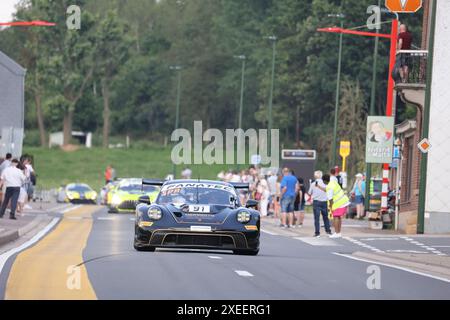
xmin=230 ymin=182 xmax=250 ymax=190
xmin=142 ymin=179 xmax=166 ymax=186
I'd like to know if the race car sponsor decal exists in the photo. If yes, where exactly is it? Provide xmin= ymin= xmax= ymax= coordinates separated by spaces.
xmin=161 ymin=183 xmax=235 ymax=193
xmin=160 ymin=188 xmax=182 ymax=196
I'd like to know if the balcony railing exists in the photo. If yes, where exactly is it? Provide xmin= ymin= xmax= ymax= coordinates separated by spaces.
xmin=395 ymin=50 xmax=428 ymax=85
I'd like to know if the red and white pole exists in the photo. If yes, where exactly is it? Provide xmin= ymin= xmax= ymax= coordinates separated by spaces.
xmin=381 ymin=19 xmax=399 ymax=213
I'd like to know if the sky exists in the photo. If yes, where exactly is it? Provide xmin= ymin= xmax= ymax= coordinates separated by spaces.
xmin=0 ymin=0 xmax=20 ymax=23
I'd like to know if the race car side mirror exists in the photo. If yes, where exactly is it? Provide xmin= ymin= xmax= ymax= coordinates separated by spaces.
xmin=245 ymin=199 xmax=258 ymax=208
xmin=138 ymin=195 xmax=151 ymax=205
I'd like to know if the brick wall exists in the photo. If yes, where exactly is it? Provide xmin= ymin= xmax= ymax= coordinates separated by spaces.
xmin=398 ymin=113 xmax=422 ymax=233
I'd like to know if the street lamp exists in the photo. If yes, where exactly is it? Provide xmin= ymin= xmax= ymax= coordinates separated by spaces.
xmin=233 ymin=55 xmax=246 ymax=170
xmin=264 ymin=36 xmax=277 ymax=150
xmin=364 ymin=3 xmax=400 ymax=212
xmin=233 ymin=55 xmax=246 ymax=130
xmin=169 ymin=65 xmax=182 ymax=178
xmin=327 ymin=12 xmax=345 ymax=168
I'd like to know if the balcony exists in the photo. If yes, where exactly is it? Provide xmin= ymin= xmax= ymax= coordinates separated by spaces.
xmin=394 ymin=50 xmax=428 ymax=108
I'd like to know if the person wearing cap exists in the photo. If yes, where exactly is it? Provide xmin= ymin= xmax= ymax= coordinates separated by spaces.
xmin=351 ymin=173 xmax=366 ymax=219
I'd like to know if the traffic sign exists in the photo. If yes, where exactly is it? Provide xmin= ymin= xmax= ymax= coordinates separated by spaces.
xmin=385 ymin=0 xmax=422 ymax=13
xmin=418 ymin=138 xmax=431 ymax=153
xmin=339 ymin=141 xmax=351 ymax=172
xmin=339 ymin=141 xmax=351 ymax=158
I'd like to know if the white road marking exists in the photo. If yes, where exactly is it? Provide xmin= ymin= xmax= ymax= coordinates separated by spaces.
xmin=260 ymin=229 xmax=279 ymax=236
xmin=97 ymin=217 xmax=116 ymax=221
xmin=235 ymin=270 xmax=254 ymax=277
xmin=208 ymin=256 xmax=223 ymax=260
xmin=402 ymin=237 xmax=444 ymax=256
xmin=433 ymin=246 xmax=450 ymax=248
xmin=343 ymin=237 xmax=384 ymax=253
xmin=294 ymin=237 xmax=341 ymax=246
xmin=359 ymin=238 xmax=400 ymax=241
xmin=129 ymin=217 xmax=136 ymax=221
xmin=386 ymin=250 xmax=429 ymax=254
xmin=333 ymin=252 xmax=450 ymax=283
xmin=61 ymin=205 xmax=82 ymax=214
xmin=0 ymin=218 xmax=60 ymax=275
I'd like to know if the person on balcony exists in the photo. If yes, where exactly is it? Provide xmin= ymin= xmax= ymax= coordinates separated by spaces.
xmin=397 ymin=24 xmax=413 ymax=83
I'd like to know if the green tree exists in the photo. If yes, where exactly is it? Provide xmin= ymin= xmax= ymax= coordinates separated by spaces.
xmin=95 ymin=10 xmax=131 ymax=148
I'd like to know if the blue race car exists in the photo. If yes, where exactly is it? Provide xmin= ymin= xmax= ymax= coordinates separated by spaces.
xmin=134 ymin=179 xmax=260 ymax=255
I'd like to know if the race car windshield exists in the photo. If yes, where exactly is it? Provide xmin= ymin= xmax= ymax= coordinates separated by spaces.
xmin=67 ymin=185 xmax=91 ymax=192
xmin=157 ymin=187 xmax=237 ymax=206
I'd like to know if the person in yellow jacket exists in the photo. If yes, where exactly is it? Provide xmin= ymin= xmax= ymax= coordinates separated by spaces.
xmin=323 ymin=174 xmax=350 ymax=239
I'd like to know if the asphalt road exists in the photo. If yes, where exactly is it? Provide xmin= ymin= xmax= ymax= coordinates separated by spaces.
xmin=1 ymin=205 xmax=449 ymax=299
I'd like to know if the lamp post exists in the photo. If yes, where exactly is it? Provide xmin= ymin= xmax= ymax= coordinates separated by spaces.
xmin=233 ymin=55 xmax=246 ymax=130
xmin=265 ymin=35 xmax=277 ymax=149
xmin=327 ymin=13 xmax=345 ymax=168
xmin=364 ymin=4 xmax=399 ymax=211
xmin=234 ymin=55 xmax=246 ymax=170
xmin=318 ymin=18 xmax=399 ymax=216
xmin=169 ymin=65 xmax=182 ymax=178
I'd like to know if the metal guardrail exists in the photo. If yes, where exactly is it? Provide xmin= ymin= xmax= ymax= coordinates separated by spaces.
xmin=396 ymin=50 xmax=428 ymax=84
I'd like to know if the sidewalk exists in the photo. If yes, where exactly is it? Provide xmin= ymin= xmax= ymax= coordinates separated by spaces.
xmin=261 ymin=213 xmax=399 ymax=238
xmin=351 ymin=251 xmax=450 ymax=281
xmin=262 ymin=214 xmax=450 ymax=281
xmin=0 ymin=201 xmax=67 ymax=247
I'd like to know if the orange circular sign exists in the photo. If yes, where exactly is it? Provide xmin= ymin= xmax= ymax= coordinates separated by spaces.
xmin=385 ymin=0 xmax=422 ymax=13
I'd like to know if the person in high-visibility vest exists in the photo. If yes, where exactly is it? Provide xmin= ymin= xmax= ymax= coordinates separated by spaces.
xmin=323 ymin=174 xmax=350 ymax=238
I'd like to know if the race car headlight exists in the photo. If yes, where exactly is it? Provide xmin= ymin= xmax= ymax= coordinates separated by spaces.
xmin=237 ymin=210 xmax=251 ymax=223
xmin=88 ymin=191 xmax=97 ymax=200
xmin=147 ymin=207 xmax=162 ymax=220
xmin=111 ymin=194 xmax=122 ymax=206
xmin=67 ymin=192 xmax=77 ymax=200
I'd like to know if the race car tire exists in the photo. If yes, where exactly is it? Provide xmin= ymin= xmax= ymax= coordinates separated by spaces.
xmin=233 ymin=249 xmax=259 ymax=256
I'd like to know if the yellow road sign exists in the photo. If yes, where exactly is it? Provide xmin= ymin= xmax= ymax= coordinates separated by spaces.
xmin=340 ymin=141 xmax=351 ymax=172
xmin=340 ymin=141 xmax=351 ymax=158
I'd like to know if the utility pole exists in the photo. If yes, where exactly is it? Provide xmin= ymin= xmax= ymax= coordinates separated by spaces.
xmin=365 ymin=0 xmax=381 ymax=212
xmin=266 ymin=35 xmax=277 ymax=150
xmin=170 ymin=65 xmax=182 ymax=178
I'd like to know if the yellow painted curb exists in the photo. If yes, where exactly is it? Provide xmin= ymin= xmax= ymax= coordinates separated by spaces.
xmin=5 ymin=205 xmax=101 ymax=300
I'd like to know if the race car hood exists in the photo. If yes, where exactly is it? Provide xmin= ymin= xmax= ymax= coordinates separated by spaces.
xmin=166 ymin=204 xmax=237 ymax=225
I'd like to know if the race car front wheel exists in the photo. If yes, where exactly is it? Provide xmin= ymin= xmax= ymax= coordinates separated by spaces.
xmin=233 ymin=249 xmax=259 ymax=256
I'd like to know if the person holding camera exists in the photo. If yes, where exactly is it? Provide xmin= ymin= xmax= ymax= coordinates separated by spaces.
xmin=308 ymin=171 xmax=332 ymax=237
